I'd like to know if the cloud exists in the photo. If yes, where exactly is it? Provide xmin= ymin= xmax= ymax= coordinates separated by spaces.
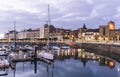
xmin=0 ymin=0 xmax=120 ymax=33
xmin=86 ymin=0 xmax=94 ymax=4
xmin=114 ymin=7 xmax=120 ymax=18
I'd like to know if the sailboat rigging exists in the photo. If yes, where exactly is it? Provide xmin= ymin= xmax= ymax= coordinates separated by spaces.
xmin=47 ymin=4 xmax=51 ymax=48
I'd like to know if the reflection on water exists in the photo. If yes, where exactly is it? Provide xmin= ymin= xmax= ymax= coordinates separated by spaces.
xmin=53 ymin=49 xmax=115 ymax=68
xmin=1 ymin=48 xmax=120 ymax=77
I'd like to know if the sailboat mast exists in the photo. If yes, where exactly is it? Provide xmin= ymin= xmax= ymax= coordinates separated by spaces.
xmin=48 ymin=4 xmax=51 ymax=25
xmin=47 ymin=4 xmax=51 ymax=46
xmin=14 ymin=21 xmax=16 ymax=48
xmin=8 ymin=27 xmax=9 ymax=44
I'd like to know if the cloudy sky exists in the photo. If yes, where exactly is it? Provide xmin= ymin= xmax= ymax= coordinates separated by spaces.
xmin=0 ymin=0 xmax=120 ymax=34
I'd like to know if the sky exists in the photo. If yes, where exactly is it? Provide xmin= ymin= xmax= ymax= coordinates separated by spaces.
xmin=0 ymin=0 xmax=120 ymax=34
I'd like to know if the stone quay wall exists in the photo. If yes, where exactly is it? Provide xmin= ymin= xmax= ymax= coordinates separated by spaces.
xmin=80 ymin=43 xmax=120 ymax=54
xmin=79 ymin=43 xmax=120 ymax=62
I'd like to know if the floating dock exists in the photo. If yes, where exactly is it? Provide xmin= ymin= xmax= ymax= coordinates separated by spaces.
xmin=11 ymin=57 xmax=53 ymax=64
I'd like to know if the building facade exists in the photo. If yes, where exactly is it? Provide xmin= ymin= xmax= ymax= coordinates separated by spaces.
xmin=39 ymin=24 xmax=56 ymax=39
xmin=4 ymin=21 xmax=120 ymax=43
xmin=78 ymin=24 xmax=87 ymax=42
xmin=83 ymin=29 xmax=99 ymax=42
xmin=99 ymin=25 xmax=109 ymax=41
xmin=18 ymin=28 xmax=40 ymax=41
xmin=18 ymin=30 xmax=27 ymax=39
xmin=99 ymin=21 xmax=118 ymax=42
xmin=49 ymin=32 xmax=63 ymax=42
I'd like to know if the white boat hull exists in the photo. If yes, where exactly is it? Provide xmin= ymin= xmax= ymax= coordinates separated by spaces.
xmin=38 ymin=51 xmax=53 ymax=60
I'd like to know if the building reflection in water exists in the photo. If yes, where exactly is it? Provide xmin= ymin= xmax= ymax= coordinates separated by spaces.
xmin=10 ymin=58 xmax=53 ymax=77
xmin=53 ymin=48 xmax=115 ymax=68
xmin=9 ymin=48 xmax=116 ymax=77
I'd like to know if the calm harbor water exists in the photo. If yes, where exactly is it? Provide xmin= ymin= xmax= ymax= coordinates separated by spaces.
xmin=1 ymin=48 xmax=120 ymax=77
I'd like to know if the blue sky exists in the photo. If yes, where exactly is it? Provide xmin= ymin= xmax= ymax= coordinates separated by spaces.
xmin=0 ymin=0 xmax=120 ymax=34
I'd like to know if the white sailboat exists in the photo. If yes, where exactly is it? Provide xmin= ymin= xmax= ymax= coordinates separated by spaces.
xmin=38 ymin=51 xmax=53 ymax=60
xmin=38 ymin=5 xmax=54 ymax=60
